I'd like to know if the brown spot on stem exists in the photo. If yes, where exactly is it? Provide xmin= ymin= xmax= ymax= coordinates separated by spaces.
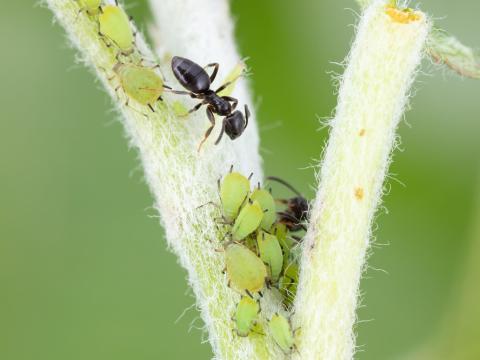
xmin=359 ymin=128 xmax=366 ymax=136
xmin=354 ymin=187 xmax=364 ymax=200
xmin=385 ymin=5 xmax=421 ymax=24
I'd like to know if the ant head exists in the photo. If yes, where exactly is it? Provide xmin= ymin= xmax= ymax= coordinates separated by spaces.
xmin=288 ymin=196 xmax=309 ymax=221
xmin=225 ymin=111 xmax=246 ymax=140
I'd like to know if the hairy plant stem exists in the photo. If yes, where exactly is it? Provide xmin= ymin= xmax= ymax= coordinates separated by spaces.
xmin=45 ymin=0 xmax=284 ymax=358
xmin=293 ymin=1 xmax=429 ymax=359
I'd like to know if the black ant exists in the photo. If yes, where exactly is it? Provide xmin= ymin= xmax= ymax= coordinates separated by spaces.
xmin=266 ymin=176 xmax=309 ymax=232
xmin=168 ymin=56 xmax=250 ymax=150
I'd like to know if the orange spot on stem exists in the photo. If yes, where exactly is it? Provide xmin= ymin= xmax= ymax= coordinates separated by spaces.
xmin=385 ymin=6 xmax=421 ymax=24
xmin=354 ymin=187 xmax=364 ymax=201
xmin=359 ymin=128 xmax=366 ymax=136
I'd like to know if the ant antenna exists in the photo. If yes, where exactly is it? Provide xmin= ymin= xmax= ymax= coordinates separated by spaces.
xmin=266 ymin=176 xmax=302 ymax=197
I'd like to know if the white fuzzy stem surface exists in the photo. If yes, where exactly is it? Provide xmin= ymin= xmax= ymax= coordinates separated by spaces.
xmin=293 ymin=1 xmax=429 ymax=359
xmin=46 ymin=0 xmax=284 ymax=359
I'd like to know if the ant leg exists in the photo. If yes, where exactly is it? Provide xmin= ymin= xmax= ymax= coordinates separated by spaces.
xmin=222 ymin=96 xmax=238 ymax=110
xmin=214 ymin=118 xmax=227 ymax=145
xmin=197 ymin=107 xmax=216 ymax=152
xmin=204 ymin=63 xmax=219 ymax=83
xmin=215 ymin=74 xmax=243 ymax=93
xmin=244 ymin=104 xmax=250 ymax=129
xmin=164 ymin=87 xmax=201 ymax=98
xmin=181 ymin=102 xmax=204 ymax=118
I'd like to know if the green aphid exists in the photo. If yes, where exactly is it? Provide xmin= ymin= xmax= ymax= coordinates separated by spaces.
xmin=231 ymin=200 xmax=264 ymax=241
xmin=272 ymin=222 xmax=295 ymax=267
xmin=279 ymin=262 xmax=299 ymax=308
xmin=268 ymin=313 xmax=296 ymax=354
xmin=250 ymin=188 xmax=276 ymax=231
xmin=220 ymin=172 xmax=250 ymax=222
xmin=76 ymin=0 xmax=101 ymax=15
xmin=233 ymin=296 xmax=260 ymax=337
xmin=113 ymin=63 xmax=164 ymax=110
xmin=225 ymin=243 xmax=267 ymax=294
xmin=77 ymin=0 xmax=101 ymax=15
xmin=99 ymin=5 xmax=134 ymax=54
xmin=256 ymin=231 xmax=283 ymax=283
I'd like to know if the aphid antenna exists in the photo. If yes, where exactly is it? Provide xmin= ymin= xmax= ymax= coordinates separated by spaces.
xmin=229 ymin=164 xmax=234 ymax=173
xmin=195 ymin=201 xmax=219 ymax=211
xmin=266 ymin=176 xmax=303 ymax=197
xmin=248 ymin=172 xmax=254 ymax=181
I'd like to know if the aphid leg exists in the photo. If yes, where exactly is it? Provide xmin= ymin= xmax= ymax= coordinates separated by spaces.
xmin=148 ymin=103 xmax=155 ymax=112
xmin=229 ymin=164 xmax=234 ymax=173
xmin=197 ymin=106 xmax=216 ymax=152
xmin=204 ymin=63 xmax=220 ymax=83
xmin=244 ymin=104 xmax=250 ymax=130
xmin=248 ymin=172 xmax=254 ymax=180
xmin=222 ymin=96 xmax=238 ymax=111
xmin=245 ymin=289 xmax=253 ymax=298
xmin=196 ymin=201 xmax=220 ymax=210
xmin=291 ymin=235 xmax=303 ymax=243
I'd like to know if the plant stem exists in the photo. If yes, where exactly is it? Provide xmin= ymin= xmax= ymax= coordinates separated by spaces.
xmin=45 ymin=0 xmax=283 ymax=358
xmin=293 ymin=1 xmax=429 ymax=359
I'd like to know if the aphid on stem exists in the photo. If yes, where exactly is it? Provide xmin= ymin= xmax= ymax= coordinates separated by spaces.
xmin=232 ymin=295 xmax=262 ymax=337
xmin=224 ymin=242 xmax=267 ymax=295
xmin=108 ymin=61 xmax=167 ymax=113
xmin=76 ymin=0 xmax=101 ymax=16
xmin=98 ymin=2 xmax=136 ymax=56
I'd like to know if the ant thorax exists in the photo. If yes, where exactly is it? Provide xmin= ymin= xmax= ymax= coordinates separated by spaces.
xmin=205 ymin=92 xmax=232 ymax=116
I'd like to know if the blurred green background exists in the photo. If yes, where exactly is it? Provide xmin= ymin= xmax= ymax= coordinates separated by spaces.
xmin=1 ymin=1 xmax=479 ymax=359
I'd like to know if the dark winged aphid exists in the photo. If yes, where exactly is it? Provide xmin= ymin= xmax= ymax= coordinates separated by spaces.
xmin=169 ymin=56 xmax=250 ymax=150
xmin=266 ymin=176 xmax=309 ymax=232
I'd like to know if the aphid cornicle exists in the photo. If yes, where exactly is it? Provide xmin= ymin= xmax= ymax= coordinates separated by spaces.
xmin=99 ymin=4 xmax=135 ymax=55
xmin=266 ymin=176 xmax=309 ymax=232
xmin=233 ymin=296 xmax=260 ymax=337
xmin=112 ymin=62 xmax=165 ymax=111
xmin=225 ymin=243 xmax=267 ymax=294
xmin=220 ymin=171 xmax=250 ymax=222
xmin=169 ymin=56 xmax=250 ymax=150
xmin=268 ymin=313 xmax=296 ymax=354
xmin=250 ymin=187 xmax=276 ymax=231
xmin=231 ymin=200 xmax=264 ymax=241
xmin=256 ymin=231 xmax=283 ymax=283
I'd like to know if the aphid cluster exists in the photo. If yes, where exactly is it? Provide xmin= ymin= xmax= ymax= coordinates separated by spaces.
xmin=209 ymin=168 xmax=308 ymax=353
xmin=75 ymin=0 xmax=167 ymax=113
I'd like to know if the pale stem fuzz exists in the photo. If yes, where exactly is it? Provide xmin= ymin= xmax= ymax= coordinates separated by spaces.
xmin=293 ymin=1 xmax=429 ymax=359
